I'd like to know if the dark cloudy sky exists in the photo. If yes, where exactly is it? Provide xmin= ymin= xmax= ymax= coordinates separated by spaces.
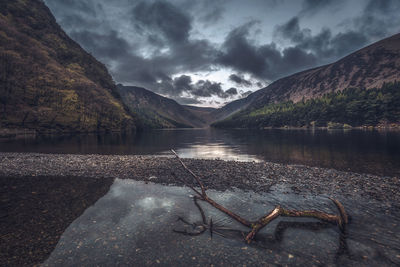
xmin=44 ymin=0 xmax=400 ymax=107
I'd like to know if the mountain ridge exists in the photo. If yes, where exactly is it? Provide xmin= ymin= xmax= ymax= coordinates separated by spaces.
xmin=213 ymin=33 xmax=400 ymax=122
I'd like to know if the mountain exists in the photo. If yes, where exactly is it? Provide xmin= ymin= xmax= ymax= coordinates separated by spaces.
xmin=183 ymin=105 xmax=217 ymax=124
xmin=213 ymin=33 xmax=400 ymax=127
xmin=117 ymin=85 xmax=208 ymax=128
xmin=211 ymin=91 xmax=263 ymax=122
xmin=0 ymin=0 xmax=136 ymax=133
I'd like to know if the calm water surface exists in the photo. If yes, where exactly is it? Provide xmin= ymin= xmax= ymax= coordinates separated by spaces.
xmin=1 ymin=128 xmax=399 ymax=176
xmin=43 ymin=179 xmax=400 ymax=266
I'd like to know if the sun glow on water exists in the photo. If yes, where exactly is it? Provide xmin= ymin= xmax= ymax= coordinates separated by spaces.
xmin=174 ymin=144 xmax=262 ymax=162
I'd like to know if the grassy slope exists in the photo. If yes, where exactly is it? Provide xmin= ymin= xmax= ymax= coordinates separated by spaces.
xmin=213 ymin=82 xmax=400 ymax=128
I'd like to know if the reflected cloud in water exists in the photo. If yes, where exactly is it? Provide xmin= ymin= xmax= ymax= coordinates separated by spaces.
xmin=43 ymin=179 xmax=400 ymax=266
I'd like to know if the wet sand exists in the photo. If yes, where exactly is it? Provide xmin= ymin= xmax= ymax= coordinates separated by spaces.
xmin=0 ymin=175 xmax=114 ymax=267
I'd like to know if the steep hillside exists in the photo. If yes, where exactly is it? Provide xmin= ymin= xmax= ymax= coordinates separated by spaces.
xmin=210 ymin=90 xmax=263 ymax=122
xmin=213 ymin=82 xmax=400 ymax=128
xmin=183 ymin=105 xmax=216 ymax=124
xmin=0 ymin=0 xmax=136 ymax=133
xmin=117 ymin=85 xmax=207 ymax=128
xmin=213 ymin=33 xmax=400 ymax=123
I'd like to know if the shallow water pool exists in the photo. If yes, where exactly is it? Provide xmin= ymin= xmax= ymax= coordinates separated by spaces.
xmin=41 ymin=179 xmax=400 ymax=266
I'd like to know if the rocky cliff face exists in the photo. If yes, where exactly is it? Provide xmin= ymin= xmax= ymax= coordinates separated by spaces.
xmin=0 ymin=0 xmax=136 ymax=133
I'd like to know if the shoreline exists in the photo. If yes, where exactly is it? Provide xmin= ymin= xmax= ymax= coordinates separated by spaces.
xmin=1 ymin=125 xmax=400 ymax=140
xmin=0 ymin=128 xmax=136 ymax=139
xmin=0 ymin=152 xmax=398 ymax=203
xmin=213 ymin=125 xmax=400 ymax=131
xmin=1 ymin=152 xmax=399 ymax=266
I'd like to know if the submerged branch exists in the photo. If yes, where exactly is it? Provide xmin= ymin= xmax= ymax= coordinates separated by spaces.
xmin=170 ymin=149 xmax=348 ymax=243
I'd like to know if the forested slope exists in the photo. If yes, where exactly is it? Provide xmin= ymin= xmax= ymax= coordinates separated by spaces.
xmin=0 ymin=0 xmax=136 ymax=133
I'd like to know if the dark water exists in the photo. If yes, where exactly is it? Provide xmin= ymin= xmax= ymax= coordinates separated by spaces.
xmin=1 ymin=128 xmax=399 ymax=176
xmin=42 ymin=179 xmax=400 ymax=266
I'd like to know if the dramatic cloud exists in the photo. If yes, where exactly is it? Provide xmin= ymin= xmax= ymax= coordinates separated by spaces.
xmin=132 ymin=1 xmax=191 ymax=44
xmin=192 ymin=81 xmax=223 ymax=97
xmin=225 ymin=87 xmax=238 ymax=96
xmin=215 ymin=0 xmax=399 ymax=81
xmin=170 ymin=76 xmax=237 ymax=99
xmin=354 ymin=0 xmax=400 ymax=40
xmin=142 ymin=74 xmax=238 ymax=101
xmin=217 ymin=21 xmax=265 ymax=77
xmin=229 ymin=74 xmax=252 ymax=87
xmin=173 ymin=75 xmax=193 ymax=95
xmin=44 ymin=0 xmax=400 ymax=106
xmin=274 ymin=17 xmax=368 ymax=63
xmin=274 ymin=0 xmax=400 ymax=66
xmin=192 ymin=0 xmax=227 ymax=26
xmin=300 ymin=0 xmax=343 ymax=15
xmin=218 ymin=21 xmax=317 ymax=80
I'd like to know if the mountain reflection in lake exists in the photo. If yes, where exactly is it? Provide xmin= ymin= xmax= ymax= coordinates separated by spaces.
xmin=43 ymin=179 xmax=400 ymax=266
xmin=1 ymin=128 xmax=399 ymax=176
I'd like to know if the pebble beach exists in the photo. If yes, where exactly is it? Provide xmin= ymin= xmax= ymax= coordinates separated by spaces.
xmin=1 ymin=152 xmax=399 ymax=266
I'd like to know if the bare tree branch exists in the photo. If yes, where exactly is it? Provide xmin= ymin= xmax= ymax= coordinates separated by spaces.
xmin=194 ymin=196 xmax=206 ymax=225
xmin=171 ymin=149 xmax=206 ymax=197
xmin=171 ymin=149 xmax=251 ymax=227
xmin=170 ymin=149 xmax=348 ymax=243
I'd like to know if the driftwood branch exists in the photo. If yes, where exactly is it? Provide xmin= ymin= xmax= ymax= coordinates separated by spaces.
xmin=171 ymin=149 xmax=251 ymax=227
xmin=170 ymin=149 xmax=348 ymax=244
xmin=173 ymin=197 xmax=207 ymax=236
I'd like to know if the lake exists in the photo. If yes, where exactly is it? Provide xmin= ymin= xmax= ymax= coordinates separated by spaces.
xmin=1 ymin=128 xmax=399 ymax=177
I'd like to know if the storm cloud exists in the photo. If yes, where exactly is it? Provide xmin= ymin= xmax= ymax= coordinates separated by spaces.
xmin=132 ymin=1 xmax=191 ymax=44
xmin=217 ymin=21 xmax=317 ymax=80
xmin=354 ymin=0 xmax=400 ymax=40
xmin=300 ymin=0 xmax=344 ymax=15
xmin=43 ymin=0 xmax=400 ymax=106
xmin=229 ymin=74 xmax=252 ymax=87
xmin=159 ymin=75 xmax=238 ymax=99
xmin=274 ymin=17 xmax=368 ymax=63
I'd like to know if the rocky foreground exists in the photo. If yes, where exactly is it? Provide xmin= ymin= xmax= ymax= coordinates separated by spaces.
xmin=0 ymin=152 xmax=398 ymax=203
xmin=1 ymin=152 xmax=399 ymax=266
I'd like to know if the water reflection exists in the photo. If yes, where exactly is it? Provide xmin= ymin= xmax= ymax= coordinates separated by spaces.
xmin=43 ymin=179 xmax=400 ymax=266
xmin=175 ymin=144 xmax=261 ymax=162
xmin=1 ymin=128 xmax=399 ymax=176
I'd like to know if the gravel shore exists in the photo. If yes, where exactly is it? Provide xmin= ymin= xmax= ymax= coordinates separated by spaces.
xmin=0 ymin=152 xmax=398 ymax=203
xmin=1 ymin=152 xmax=399 ymax=266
